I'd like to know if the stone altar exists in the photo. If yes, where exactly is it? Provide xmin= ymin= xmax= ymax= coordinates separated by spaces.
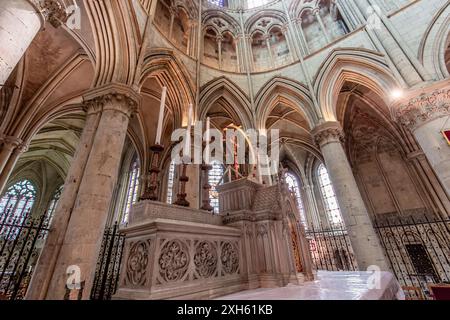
xmin=114 ymin=178 xmax=315 ymax=300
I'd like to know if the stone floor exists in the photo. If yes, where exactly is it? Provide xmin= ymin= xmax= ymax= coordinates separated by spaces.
xmin=217 ymin=271 xmax=405 ymax=300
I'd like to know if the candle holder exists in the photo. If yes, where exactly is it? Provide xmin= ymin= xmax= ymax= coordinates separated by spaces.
xmin=200 ymin=163 xmax=214 ymax=212
xmin=174 ymin=158 xmax=190 ymax=207
xmin=140 ymin=144 xmax=164 ymax=201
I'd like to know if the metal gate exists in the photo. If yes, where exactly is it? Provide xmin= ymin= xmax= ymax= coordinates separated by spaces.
xmin=0 ymin=208 xmax=50 ymax=300
xmin=306 ymin=223 xmax=358 ymax=272
xmin=374 ymin=214 xmax=450 ymax=300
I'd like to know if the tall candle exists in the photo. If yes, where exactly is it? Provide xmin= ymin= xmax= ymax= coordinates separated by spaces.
xmin=155 ymin=86 xmax=167 ymax=145
xmin=205 ymin=117 xmax=211 ymax=164
xmin=184 ymin=104 xmax=193 ymax=159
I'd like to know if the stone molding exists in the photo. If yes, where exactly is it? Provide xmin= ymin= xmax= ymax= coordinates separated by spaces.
xmin=0 ymin=135 xmax=28 ymax=153
xmin=30 ymin=0 xmax=69 ymax=28
xmin=311 ymin=121 xmax=345 ymax=148
xmin=395 ymin=88 xmax=450 ymax=131
xmin=83 ymin=83 xmax=141 ymax=118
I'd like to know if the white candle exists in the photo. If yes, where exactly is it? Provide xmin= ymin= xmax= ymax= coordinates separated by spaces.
xmin=205 ymin=117 xmax=211 ymax=164
xmin=155 ymin=86 xmax=167 ymax=145
xmin=184 ymin=104 xmax=193 ymax=159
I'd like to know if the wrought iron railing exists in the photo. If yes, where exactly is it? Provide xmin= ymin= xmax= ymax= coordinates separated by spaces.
xmin=305 ymin=223 xmax=358 ymax=272
xmin=0 ymin=208 xmax=50 ymax=300
xmin=90 ymin=222 xmax=125 ymax=300
xmin=374 ymin=214 xmax=450 ymax=300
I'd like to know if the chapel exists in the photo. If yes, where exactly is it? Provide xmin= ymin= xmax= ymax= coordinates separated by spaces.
xmin=0 ymin=0 xmax=449 ymax=301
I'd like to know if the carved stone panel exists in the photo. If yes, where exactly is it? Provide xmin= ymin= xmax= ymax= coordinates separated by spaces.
xmin=220 ymin=242 xmax=239 ymax=275
xmin=194 ymin=241 xmax=218 ymax=279
xmin=158 ymin=240 xmax=190 ymax=283
xmin=126 ymin=240 xmax=150 ymax=287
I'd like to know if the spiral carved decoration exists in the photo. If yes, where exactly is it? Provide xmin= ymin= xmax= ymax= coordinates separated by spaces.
xmin=126 ymin=241 xmax=149 ymax=286
xmin=158 ymin=240 xmax=189 ymax=282
xmin=220 ymin=242 xmax=239 ymax=275
xmin=194 ymin=241 xmax=218 ymax=278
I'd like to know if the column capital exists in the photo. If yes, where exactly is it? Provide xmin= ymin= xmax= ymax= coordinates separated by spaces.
xmin=0 ymin=135 xmax=28 ymax=153
xmin=311 ymin=121 xmax=345 ymax=148
xmin=30 ymin=0 xmax=69 ymax=28
xmin=394 ymin=88 xmax=450 ymax=131
xmin=83 ymin=83 xmax=141 ymax=118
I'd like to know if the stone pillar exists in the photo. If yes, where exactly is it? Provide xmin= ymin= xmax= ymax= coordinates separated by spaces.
xmin=313 ymin=9 xmax=331 ymax=43
xmin=0 ymin=135 xmax=28 ymax=194
xmin=0 ymin=0 xmax=66 ymax=85
xmin=30 ymin=84 xmax=139 ymax=300
xmin=395 ymin=88 xmax=450 ymax=196
xmin=26 ymin=104 xmax=102 ymax=300
xmin=217 ymin=36 xmax=223 ymax=69
xmin=312 ymin=121 xmax=390 ymax=271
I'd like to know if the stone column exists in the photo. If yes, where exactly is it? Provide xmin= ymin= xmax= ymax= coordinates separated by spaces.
xmin=264 ymin=34 xmax=274 ymax=66
xmin=0 ymin=0 xmax=66 ymax=85
xmin=313 ymin=9 xmax=331 ymax=43
xmin=26 ymin=103 xmax=102 ymax=300
xmin=312 ymin=121 xmax=390 ymax=271
xmin=395 ymin=88 xmax=450 ymax=196
xmin=31 ymin=84 xmax=139 ymax=300
xmin=217 ymin=36 xmax=223 ymax=69
xmin=0 ymin=136 xmax=28 ymax=194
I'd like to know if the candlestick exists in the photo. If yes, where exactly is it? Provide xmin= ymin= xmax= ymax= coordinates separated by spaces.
xmin=205 ymin=117 xmax=211 ymax=165
xmin=184 ymin=104 xmax=193 ymax=162
xmin=140 ymin=144 xmax=165 ymax=201
xmin=155 ymin=87 xmax=167 ymax=145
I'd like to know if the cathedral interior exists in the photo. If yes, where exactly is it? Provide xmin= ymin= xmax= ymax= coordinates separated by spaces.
xmin=0 ymin=0 xmax=450 ymax=301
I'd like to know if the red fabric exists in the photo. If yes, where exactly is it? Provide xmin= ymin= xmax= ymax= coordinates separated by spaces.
xmin=430 ymin=286 xmax=450 ymax=301
xmin=444 ymin=130 xmax=450 ymax=145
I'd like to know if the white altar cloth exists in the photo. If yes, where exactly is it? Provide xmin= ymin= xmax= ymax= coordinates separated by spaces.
xmin=217 ymin=271 xmax=405 ymax=300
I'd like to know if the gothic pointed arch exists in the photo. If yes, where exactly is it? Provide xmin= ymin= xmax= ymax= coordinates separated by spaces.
xmin=419 ymin=2 xmax=450 ymax=80
xmin=314 ymin=48 xmax=400 ymax=121
xmin=199 ymin=77 xmax=253 ymax=130
xmin=255 ymin=76 xmax=318 ymax=130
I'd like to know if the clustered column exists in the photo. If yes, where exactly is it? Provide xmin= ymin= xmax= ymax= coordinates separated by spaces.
xmin=27 ymin=84 xmax=140 ymax=300
xmin=312 ymin=121 xmax=390 ymax=271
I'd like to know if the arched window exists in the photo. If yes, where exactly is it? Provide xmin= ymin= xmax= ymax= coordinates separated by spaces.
xmin=284 ymin=172 xmax=307 ymax=226
xmin=0 ymin=179 xmax=37 ymax=239
xmin=166 ymin=160 xmax=176 ymax=204
xmin=209 ymin=161 xmax=224 ymax=214
xmin=317 ymin=164 xmax=343 ymax=226
xmin=47 ymin=185 xmax=63 ymax=225
xmin=208 ymin=0 xmax=227 ymax=7
xmin=122 ymin=158 xmax=140 ymax=224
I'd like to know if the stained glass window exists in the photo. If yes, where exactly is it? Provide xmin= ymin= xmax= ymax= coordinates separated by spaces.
xmin=166 ymin=160 xmax=176 ymax=204
xmin=284 ymin=172 xmax=307 ymax=226
xmin=317 ymin=164 xmax=343 ymax=226
xmin=208 ymin=0 xmax=225 ymax=7
xmin=209 ymin=161 xmax=224 ymax=214
xmin=0 ymin=179 xmax=37 ymax=239
xmin=122 ymin=158 xmax=140 ymax=224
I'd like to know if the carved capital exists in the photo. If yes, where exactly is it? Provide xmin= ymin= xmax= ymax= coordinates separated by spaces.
xmin=0 ymin=135 xmax=28 ymax=153
xmin=395 ymin=88 xmax=450 ymax=131
xmin=32 ymin=0 xmax=68 ymax=28
xmin=311 ymin=122 xmax=345 ymax=148
xmin=83 ymin=83 xmax=140 ymax=118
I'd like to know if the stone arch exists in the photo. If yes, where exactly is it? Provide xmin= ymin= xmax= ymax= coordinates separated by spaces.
xmin=255 ymin=77 xmax=318 ymax=130
xmin=202 ymin=10 xmax=241 ymax=38
xmin=140 ymin=49 xmax=196 ymax=128
xmin=199 ymin=77 xmax=253 ymax=130
xmin=245 ymin=9 xmax=288 ymax=35
xmin=314 ymin=48 xmax=400 ymax=121
xmin=419 ymin=2 xmax=450 ymax=80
